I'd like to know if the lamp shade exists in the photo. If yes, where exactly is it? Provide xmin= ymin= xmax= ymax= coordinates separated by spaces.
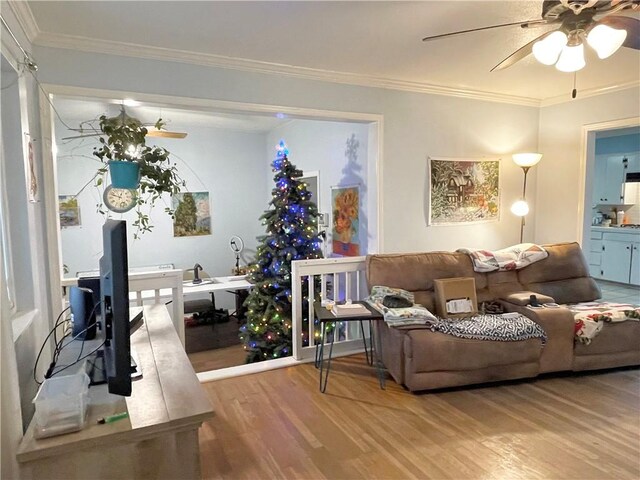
xmin=533 ymin=31 xmax=568 ymax=65
xmin=587 ymin=24 xmax=627 ymax=59
xmin=555 ymin=42 xmax=586 ymax=72
xmin=511 ymin=200 xmax=530 ymax=217
xmin=512 ymin=153 xmax=542 ymax=167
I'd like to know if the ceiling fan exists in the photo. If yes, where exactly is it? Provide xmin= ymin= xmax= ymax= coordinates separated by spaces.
xmin=422 ymin=0 xmax=640 ymax=73
xmin=62 ymin=105 xmax=188 ymax=141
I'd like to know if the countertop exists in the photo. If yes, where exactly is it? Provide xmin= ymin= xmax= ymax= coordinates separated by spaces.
xmin=592 ymin=226 xmax=640 ymax=235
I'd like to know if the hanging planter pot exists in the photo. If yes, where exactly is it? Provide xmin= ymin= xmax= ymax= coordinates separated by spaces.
xmin=108 ymin=160 xmax=140 ymax=189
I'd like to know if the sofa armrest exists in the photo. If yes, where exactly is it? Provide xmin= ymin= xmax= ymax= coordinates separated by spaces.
xmin=499 ymin=301 xmax=575 ymax=373
xmin=500 ymin=291 xmax=555 ymax=306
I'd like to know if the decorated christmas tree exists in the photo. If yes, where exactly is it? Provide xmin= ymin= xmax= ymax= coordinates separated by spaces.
xmin=240 ymin=141 xmax=324 ymax=363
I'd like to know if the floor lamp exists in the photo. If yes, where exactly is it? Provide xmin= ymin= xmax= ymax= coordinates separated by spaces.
xmin=511 ymin=153 xmax=542 ymax=243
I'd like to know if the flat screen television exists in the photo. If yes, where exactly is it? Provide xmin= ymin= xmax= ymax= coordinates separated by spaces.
xmin=100 ymin=219 xmax=132 ymax=396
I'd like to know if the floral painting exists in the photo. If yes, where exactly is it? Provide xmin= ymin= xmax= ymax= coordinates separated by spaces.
xmin=331 ymin=185 xmax=360 ymax=256
xmin=428 ymin=157 xmax=500 ymax=225
xmin=172 ymin=192 xmax=211 ymax=237
xmin=58 ymin=195 xmax=81 ymax=227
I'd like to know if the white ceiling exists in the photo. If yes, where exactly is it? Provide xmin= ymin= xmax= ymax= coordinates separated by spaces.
xmin=25 ymin=1 xmax=640 ymax=102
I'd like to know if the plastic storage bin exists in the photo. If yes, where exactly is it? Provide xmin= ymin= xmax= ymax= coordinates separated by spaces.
xmin=33 ymin=372 xmax=90 ymax=439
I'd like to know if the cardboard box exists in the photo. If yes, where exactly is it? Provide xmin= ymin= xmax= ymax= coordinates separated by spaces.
xmin=434 ymin=277 xmax=478 ymax=318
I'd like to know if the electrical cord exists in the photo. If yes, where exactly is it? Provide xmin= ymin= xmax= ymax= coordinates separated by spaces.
xmin=73 ymin=300 xmax=103 ymax=363
xmin=49 ymin=341 xmax=106 ymax=378
xmin=33 ymin=307 xmax=70 ymax=385
xmin=54 ymin=300 xmax=103 ymax=368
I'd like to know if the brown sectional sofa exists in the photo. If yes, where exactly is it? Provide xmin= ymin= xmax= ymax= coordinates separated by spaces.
xmin=366 ymin=242 xmax=640 ymax=392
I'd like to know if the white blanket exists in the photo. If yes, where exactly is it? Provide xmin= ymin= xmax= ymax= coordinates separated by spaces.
xmin=457 ymin=243 xmax=548 ymax=273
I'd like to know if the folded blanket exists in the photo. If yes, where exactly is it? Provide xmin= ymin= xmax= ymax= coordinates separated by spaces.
xmin=457 ymin=243 xmax=548 ymax=273
xmin=382 ymin=306 xmax=438 ymax=327
xmin=566 ymin=302 xmax=640 ymax=345
xmin=433 ymin=314 xmax=547 ymax=344
xmin=367 ymin=286 xmax=437 ymax=327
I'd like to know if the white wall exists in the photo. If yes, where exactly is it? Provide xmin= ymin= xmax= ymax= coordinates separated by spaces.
xmin=56 ymin=121 xmax=269 ymax=278
xmin=536 ymin=88 xmax=640 ymax=244
xmin=266 ymin=120 xmax=373 ymax=254
xmin=35 ymin=46 xmax=541 ymax=253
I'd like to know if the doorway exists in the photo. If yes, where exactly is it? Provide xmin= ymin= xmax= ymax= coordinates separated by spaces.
xmin=580 ymin=118 xmax=640 ymax=288
xmin=40 ymin=85 xmax=383 ymax=378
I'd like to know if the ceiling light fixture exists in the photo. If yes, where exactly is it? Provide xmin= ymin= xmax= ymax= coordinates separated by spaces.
xmin=532 ymin=23 xmax=629 ymax=73
xmin=555 ymin=32 xmax=586 ymax=72
xmin=532 ymin=31 xmax=568 ymax=65
xmin=587 ymin=24 xmax=628 ymax=59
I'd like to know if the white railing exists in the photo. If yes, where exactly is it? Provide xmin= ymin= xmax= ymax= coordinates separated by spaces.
xmin=61 ymin=269 xmax=185 ymax=345
xmin=128 ymin=269 xmax=185 ymax=345
xmin=291 ymin=256 xmax=369 ymax=361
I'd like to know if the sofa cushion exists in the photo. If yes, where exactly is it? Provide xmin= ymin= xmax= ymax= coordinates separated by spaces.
xmin=413 ymin=291 xmax=435 ymax=311
xmin=516 ymin=243 xmax=600 ymax=303
xmin=404 ymin=330 xmax=542 ymax=373
xmin=574 ymin=320 xmax=640 ymax=357
xmin=523 ymin=277 xmax=601 ymax=304
xmin=366 ymin=252 xmax=474 ymax=293
xmin=517 ymin=242 xmax=590 ymax=283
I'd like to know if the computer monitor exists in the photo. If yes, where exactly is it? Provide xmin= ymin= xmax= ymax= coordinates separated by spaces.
xmin=100 ymin=219 xmax=132 ymax=396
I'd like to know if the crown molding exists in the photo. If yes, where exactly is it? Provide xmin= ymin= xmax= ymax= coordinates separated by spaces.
xmin=6 ymin=0 xmax=39 ymax=44
xmin=33 ymin=30 xmax=542 ymax=108
xmin=21 ymin=21 xmax=636 ymax=109
xmin=540 ymin=80 xmax=640 ymax=107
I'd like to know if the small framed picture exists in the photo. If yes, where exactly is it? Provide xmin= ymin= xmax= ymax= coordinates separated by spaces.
xmin=58 ymin=195 xmax=81 ymax=227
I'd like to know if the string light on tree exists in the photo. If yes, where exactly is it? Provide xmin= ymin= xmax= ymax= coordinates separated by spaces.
xmin=239 ymin=140 xmax=324 ymax=363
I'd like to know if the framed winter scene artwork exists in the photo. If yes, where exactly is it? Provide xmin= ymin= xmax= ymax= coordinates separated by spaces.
xmin=428 ymin=157 xmax=500 ymax=226
xmin=331 ymin=185 xmax=360 ymax=256
xmin=172 ymin=192 xmax=211 ymax=237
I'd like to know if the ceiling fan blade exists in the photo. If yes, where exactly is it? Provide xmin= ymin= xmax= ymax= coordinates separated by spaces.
xmin=422 ymin=18 xmax=549 ymax=42
xmin=145 ymin=129 xmax=188 ymax=139
xmin=61 ymin=133 xmax=101 ymax=141
xmin=490 ymin=30 xmax=553 ymax=72
xmin=599 ymin=15 xmax=640 ymax=49
xmin=62 ymin=130 xmax=188 ymax=141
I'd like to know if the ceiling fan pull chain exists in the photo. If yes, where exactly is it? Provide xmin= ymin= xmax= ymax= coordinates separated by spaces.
xmin=572 ymin=72 xmax=578 ymax=99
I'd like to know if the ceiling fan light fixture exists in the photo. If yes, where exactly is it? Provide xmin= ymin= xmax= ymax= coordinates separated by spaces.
xmin=555 ymin=36 xmax=586 ymax=72
xmin=533 ymin=30 xmax=568 ymax=65
xmin=587 ymin=24 xmax=627 ymax=59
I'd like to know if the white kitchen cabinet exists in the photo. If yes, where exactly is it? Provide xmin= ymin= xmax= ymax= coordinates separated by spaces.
xmin=631 ymin=243 xmax=640 ymax=286
xmin=626 ymin=153 xmax=640 ymax=174
xmin=589 ymin=230 xmax=603 ymax=279
xmin=597 ymin=229 xmax=640 ymax=284
xmin=593 ymin=155 xmax=626 ymax=204
xmin=602 ymin=239 xmax=632 ymax=283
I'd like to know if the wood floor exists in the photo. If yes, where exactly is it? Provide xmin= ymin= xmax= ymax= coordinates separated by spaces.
xmin=199 ymin=354 xmax=640 ymax=479
xmin=189 ymin=344 xmax=246 ymax=373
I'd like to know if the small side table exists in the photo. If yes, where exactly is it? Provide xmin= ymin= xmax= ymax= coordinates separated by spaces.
xmin=313 ymin=301 xmax=385 ymax=393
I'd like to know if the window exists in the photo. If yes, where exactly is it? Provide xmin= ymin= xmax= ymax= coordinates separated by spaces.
xmin=1 ymin=53 xmax=34 ymax=316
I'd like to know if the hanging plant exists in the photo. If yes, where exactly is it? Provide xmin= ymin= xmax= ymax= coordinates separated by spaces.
xmin=92 ymin=112 xmax=186 ymax=237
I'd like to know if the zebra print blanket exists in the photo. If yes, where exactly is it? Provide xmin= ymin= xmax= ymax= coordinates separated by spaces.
xmin=432 ymin=314 xmax=547 ymax=344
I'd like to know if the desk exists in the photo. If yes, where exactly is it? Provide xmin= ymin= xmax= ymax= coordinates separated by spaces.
xmin=17 ymin=305 xmax=214 ymax=479
xmin=132 ymin=275 xmax=252 ymax=302
xmin=314 ymin=301 xmax=385 ymax=393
